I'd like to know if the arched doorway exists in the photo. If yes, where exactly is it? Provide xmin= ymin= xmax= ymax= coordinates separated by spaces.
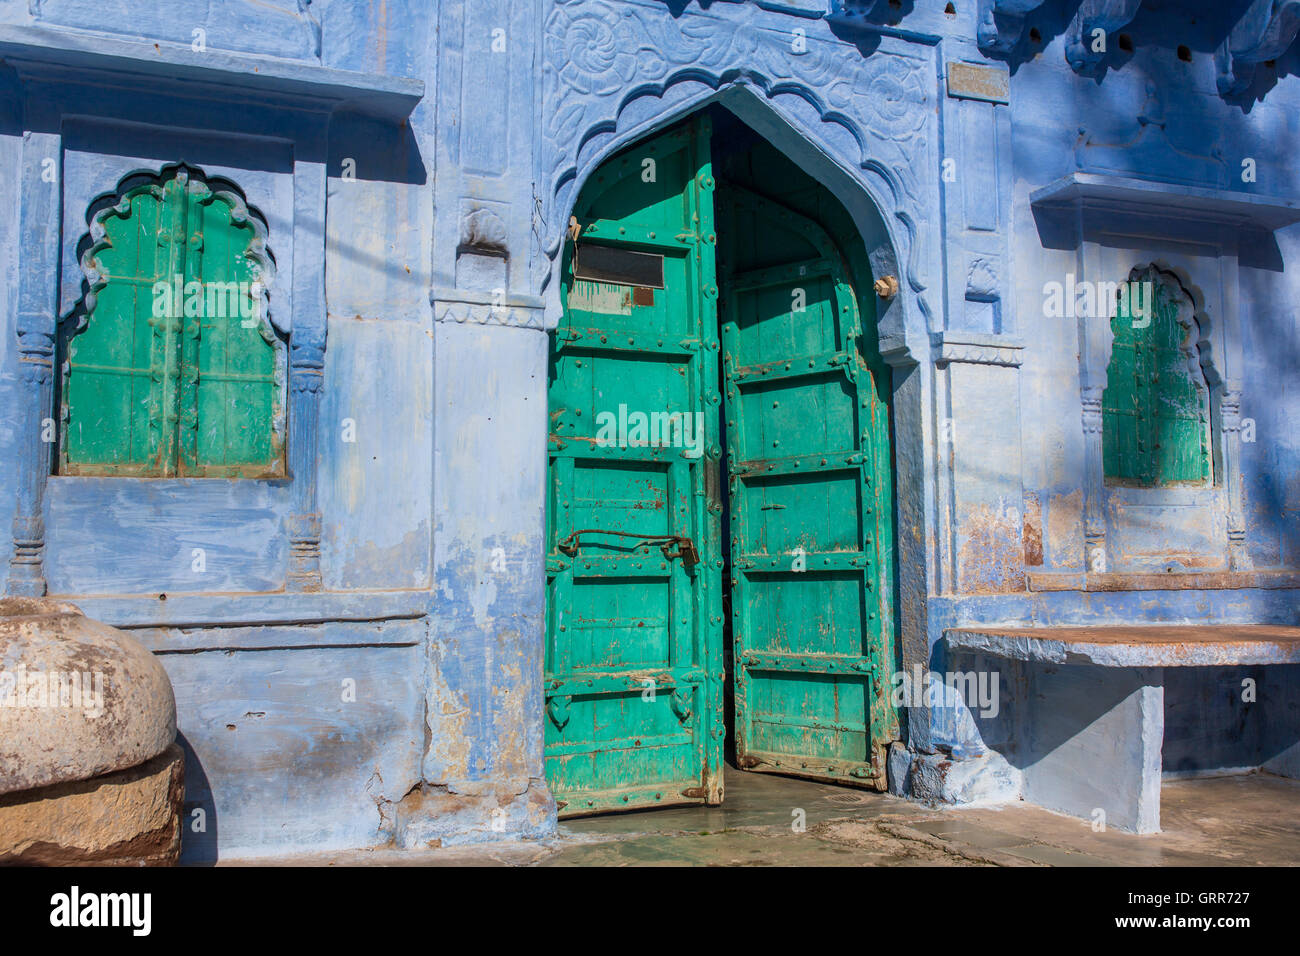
xmin=545 ymin=106 xmax=899 ymax=816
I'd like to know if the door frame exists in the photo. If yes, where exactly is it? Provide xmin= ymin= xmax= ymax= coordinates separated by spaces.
xmin=543 ymin=93 xmax=926 ymax=807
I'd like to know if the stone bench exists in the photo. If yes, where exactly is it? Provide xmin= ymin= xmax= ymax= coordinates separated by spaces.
xmin=943 ymin=625 xmax=1300 ymax=833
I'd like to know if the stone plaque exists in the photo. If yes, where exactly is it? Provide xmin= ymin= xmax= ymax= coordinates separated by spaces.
xmin=947 ymin=61 xmax=1010 ymax=104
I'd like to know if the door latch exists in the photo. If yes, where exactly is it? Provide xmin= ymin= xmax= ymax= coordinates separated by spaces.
xmin=557 ymin=529 xmax=700 ymax=566
xmin=661 ymin=536 xmax=700 ymax=566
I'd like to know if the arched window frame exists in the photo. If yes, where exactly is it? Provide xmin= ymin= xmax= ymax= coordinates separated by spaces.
xmin=1101 ymin=264 xmax=1217 ymax=490
xmin=56 ymin=163 xmax=287 ymax=478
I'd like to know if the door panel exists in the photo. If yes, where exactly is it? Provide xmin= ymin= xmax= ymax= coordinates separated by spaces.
xmin=720 ymin=183 xmax=897 ymax=787
xmin=546 ymin=116 xmax=724 ymax=816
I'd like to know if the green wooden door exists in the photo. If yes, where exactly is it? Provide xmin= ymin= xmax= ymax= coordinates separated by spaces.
xmin=1102 ymin=266 xmax=1212 ymax=486
xmin=719 ymin=184 xmax=898 ymax=787
xmin=62 ymin=167 xmax=281 ymax=478
xmin=545 ymin=117 xmax=724 ymax=815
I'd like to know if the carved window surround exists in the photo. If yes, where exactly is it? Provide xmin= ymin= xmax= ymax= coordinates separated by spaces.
xmin=2 ymin=29 xmax=422 ymax=597
xmin=1031 ymin=172 xmax=1300 ymax=577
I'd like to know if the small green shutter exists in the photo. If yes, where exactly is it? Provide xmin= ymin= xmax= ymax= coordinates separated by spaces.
xmin=1102 ymin=267 xmax=1212 ymax=487
xmin=62 ymin=168 xmax=282 ymax=478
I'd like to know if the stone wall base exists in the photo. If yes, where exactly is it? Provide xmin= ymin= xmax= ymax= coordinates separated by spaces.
xmin=899 ymin=749 xmax=1024 ymax=807
xmin=391 ymin=776 xmax=556 ymax=848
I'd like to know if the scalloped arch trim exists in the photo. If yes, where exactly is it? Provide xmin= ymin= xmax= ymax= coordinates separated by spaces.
xmin=66 ymin=161 xmax=281 ymax=340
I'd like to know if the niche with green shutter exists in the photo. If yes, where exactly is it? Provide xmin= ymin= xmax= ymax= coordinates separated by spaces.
xmin=59 ymin=165 xmax=284 ymax=478
xmin=1102 ymin=266 xmax=1212 ymax=487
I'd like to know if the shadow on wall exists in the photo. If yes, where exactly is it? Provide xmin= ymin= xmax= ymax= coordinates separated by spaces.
xmin=177 ymin=731 xmax=218 ymax=865
xmin=940 ymin=650 xmax=1300 ymax=782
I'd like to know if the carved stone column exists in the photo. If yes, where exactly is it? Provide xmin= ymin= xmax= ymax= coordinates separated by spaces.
xmin=286 ymin=343 xmax=324 ymax=592
xmin=8 ymin=331 xmax=54 ymax=596
xmin=7 ymin=130 xmax=62 ymax=597
xmin=1220 ymin=388 xmax=1250 ymax=571
xmin=1081 ymin=385 xmax=1107 ymax=572
xmin=285 ymin=154 xmax=327 ymax=593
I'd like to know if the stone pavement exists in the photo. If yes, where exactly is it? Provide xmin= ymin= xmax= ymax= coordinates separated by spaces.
xmin=222 ymin=768 xmax=1300 ymax=867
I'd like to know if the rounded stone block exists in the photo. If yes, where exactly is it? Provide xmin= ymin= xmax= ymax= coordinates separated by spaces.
xmin=0 ymin=598 xmax=176 ymax=795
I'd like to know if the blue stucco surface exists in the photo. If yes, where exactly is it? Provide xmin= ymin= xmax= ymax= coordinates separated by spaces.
xmin=2 ymin=0 xmax=1299 ymax=856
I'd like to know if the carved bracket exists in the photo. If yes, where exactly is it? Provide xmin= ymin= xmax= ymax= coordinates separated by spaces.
xmin=1216 ymin=0 xmax=1300 ymax=96
xmin=1064 ymin=0 xmax=1144 ymax=77
xmin=976 ymin=0 xmax=1050 ymax=55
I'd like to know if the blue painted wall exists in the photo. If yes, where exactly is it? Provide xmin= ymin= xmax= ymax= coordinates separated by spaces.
xmin=2 ymin=0 xmax=1298 ymax=857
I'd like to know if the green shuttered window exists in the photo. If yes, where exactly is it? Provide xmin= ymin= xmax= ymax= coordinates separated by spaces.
xmin=1102 ymin=266 xmax=1212 ymax=487
xmin=59 ymin=166 xmax=284 ymax=478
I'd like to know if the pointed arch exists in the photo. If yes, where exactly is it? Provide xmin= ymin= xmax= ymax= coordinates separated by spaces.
xmin=538 ymin=0 xmax=939 ymax=357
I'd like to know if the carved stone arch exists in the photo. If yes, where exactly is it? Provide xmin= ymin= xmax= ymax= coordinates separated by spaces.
xmin=541 ymin=82 xmax=929 ymax=359
xmin=539 ymin=0 xmax=939 ymax=364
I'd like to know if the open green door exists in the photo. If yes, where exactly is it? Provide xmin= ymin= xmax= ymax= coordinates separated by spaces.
xmin=545 ymin=116 xmax=724 ymax=815
xmin=718 ymin=179 xmax=899 ymax=788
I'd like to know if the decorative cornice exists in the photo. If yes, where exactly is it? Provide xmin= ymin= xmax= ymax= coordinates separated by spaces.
xmin=0 ymin=24 xmax=422 ymax=121
xmin=1030 ymin=172 xmax=1300 ymax=235
xmin=433 ymin=289 xmax=547 ymax=330
xmin=931 ymin=333 xmax=1024 ymax=368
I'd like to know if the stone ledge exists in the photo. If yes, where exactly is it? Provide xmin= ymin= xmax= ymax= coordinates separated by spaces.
xmin=947 ymin=624 xmax=1300 ymax=667
xmin=1026 ymin=570 xmax=1300 ymax=592
xmin=931 ymin=332 xmax=1025 ymax=368
xmin=63 ymin=589 xmax=429 ymax=634
xmin=0 ymin=25 xmax=423 ymax=121
xmin=432 ymin=288 xmax=547 ymax=329
xmin=1031 ymin=171 xmax=1300 ymax=234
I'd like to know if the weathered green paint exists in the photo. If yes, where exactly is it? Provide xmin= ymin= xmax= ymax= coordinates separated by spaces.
xmin=60 ymin=167 xmax=282 ymax=478
xmin=546 ymin=119 xmax=900 ymax=814
xmin=546 ymin=117 xmax=724 ymax=815
xmin=717 ymin=151 xmax=898 ymax=787
xmin=1102 ymin=266 xmax=1212 ymax=487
